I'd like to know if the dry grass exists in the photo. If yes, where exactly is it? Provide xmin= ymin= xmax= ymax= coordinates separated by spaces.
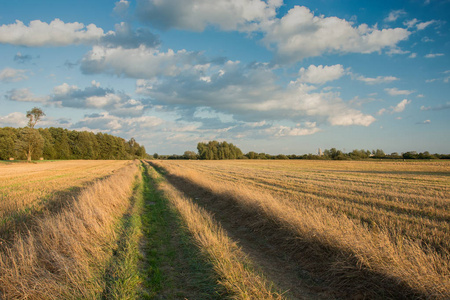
xmin=153 ymin=159 xmax=450 ymax=298
xmin=0 ymin=161 xmax=139 ymax=299
xmin=144 ymin=162 xmax=285 ymax=299
xmin=0 ymin=160 xmax=131 ymax=220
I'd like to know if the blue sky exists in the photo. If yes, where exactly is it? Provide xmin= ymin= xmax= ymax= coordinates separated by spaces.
xmin=0 ymin=0 xmax=449 ymax=155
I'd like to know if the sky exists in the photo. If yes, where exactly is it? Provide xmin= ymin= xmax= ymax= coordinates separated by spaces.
xmin=0 ymin=0 xmax=449 ymax=155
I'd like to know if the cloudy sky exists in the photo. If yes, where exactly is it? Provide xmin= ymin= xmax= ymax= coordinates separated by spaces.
xmin=0 ymin=0 xmax=449 ymax=155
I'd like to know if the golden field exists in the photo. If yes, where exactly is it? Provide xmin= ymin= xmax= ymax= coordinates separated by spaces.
xmin=152 ymin=159 xmax=450 ymax=299
xmin=0 ymin=160 xmax=140 ymax=299
xmin=1 ymin=159 xmax=449 ymax=299
xmin=0 ymin=160 xmax=131 ymax=219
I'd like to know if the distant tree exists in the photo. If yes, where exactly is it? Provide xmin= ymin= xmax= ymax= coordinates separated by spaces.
xmin=184 ymin=151 xmax=197 ymax=160
xmin=0 ymin=127 xmax=17 ymax=160
xmin=26 ymin=107 xmax=45 ymax=129
xmin=153 ymin=153 xmax=159 ymax=159
xmin=16 ymin=108 xmax=46 ymax=161
xmin=15 ymin=127 xmax=44 ymax=161
xmin=197 ymin=141 xmax=243 ymax=160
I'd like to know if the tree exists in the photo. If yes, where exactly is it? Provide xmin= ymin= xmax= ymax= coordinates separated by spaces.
xmin=26 ymin=107 xmax=45 ymax=129
xmin=15 ymin=128 xmax=44 ymax=161
xmin=17 ymin=108 xmax=46 ymax=161
xmin=184 ymin=151 xmax=197 ymax=160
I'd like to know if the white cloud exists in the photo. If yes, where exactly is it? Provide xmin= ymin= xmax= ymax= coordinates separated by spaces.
xmin=51 ymin=81 xmax=148 ymax=117
xmin=391 ymin=99 xmax=411 ymax=112
xmin=0 ymin=67 xmax=29 ymax=82
xmin=6 ymin=88 xmax=50 ymax=103
xmin=385 ymin=87 xmax=415 ymax=96
xmin=262 ymin=6 xmax=411 ymax=63
xmin=136 ymin=0 xmax=282 ymax=31
xmin=356 ymin=75 xmax=399 ymax=85
xmin=425 ymin=53 xmax=444 ymax=58
xmin=0 ymin=19 xmax=104 ymax=46
xmin=113 ymin=0 xmax=130 ymax=16
xmin=74 ymin=112 xmax=163 ymax=133
xmin=265 ymin=123 xmax=321 ymax=137
xmin=81 ymin=46 xmax=204 ymax=78
xmin=298 ymin=64 xmax=345 ymax=84
xmin=404 ymin=19 xmax=419 ymax=28
xmin=136 ymin=62 xmax=375 ymax=127
xmin=0 ymin=112 xmax=28 ymax=127
xmin=405 ymin=18 xmax=437 ymax=30
xmin=377 ymin=108 xmax=387 ymax=115
xmin=416 ymin=20 xmax=436 ymax=30
xmin=409 ymin=53 xmax=417 ymax=58
xmin=385 ymin=10 xmax=406 ymax=22
xmin=0 ymin=19 xmax=159 ymax=49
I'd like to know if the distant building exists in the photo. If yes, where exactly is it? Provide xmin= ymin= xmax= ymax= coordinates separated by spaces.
xmin=318 ymin=148 xmax=323 ymax=156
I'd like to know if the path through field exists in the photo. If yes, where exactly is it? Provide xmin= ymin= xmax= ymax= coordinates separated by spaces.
xmin=143 ymin=160 xmax=450 ymax=299
xmin=149 ymin=163 xmax=331 ymax=300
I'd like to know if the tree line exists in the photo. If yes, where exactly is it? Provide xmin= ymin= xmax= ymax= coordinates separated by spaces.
xmin=0 ymin=126 xmax=148 ymax=161
xmin=153 ymin=141 xmax=449 ymax=160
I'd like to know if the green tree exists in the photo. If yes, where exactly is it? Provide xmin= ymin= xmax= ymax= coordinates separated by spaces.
xmin=15 ymin=128 xmax=44 ymax=161
xmin=0 ymin=127 xmax=17 ymax=160
xmin=17 ymin=107 xmax=46 ymax=161
xmin=184 ymin=151 xmax=197 ymax=160
xmin=26 ymin=107 xmax=45 ymax=129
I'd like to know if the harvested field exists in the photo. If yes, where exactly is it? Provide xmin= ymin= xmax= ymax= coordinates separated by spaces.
xmin=151 ymin=159 xmax=450 ymax=299
xmin=0 ymin=160 xmax=132 ymax=239
xmin=0 ymin=160 xmax=140 ymax=299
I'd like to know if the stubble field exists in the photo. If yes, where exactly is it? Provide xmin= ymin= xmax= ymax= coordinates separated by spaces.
xmin=0 ymin=159 xmax=449 ymax=299
xmin=152 ymin=159 xmax=450 ymax=299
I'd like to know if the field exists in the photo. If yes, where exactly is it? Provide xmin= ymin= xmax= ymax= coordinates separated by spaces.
xmin=0 ymin=159 xmax=449 ymax=299
xmin=152 ymin=159 xmax=450 ymax=299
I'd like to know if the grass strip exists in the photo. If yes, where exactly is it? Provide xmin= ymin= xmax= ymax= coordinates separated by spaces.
xmin=146 ymin=162 xmax=286 ymax=299
xmin=101 ymin=168 xmax=144 ymax=300
xmin=140 ymin=162 xmax=223 ymax=299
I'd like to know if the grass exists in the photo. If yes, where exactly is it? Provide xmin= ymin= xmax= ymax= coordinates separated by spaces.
xmin=0 ymin=161 xmax=139 ymax=299
xmin=0 ymin=160 xmax=131 ymax=225
xmin=139 ymin=161 xmax=225 ymax=299
xmin=153 ymin=159 xmax=450 ymax=299
xmin=146 ymin=162 xmax=286 ymax=299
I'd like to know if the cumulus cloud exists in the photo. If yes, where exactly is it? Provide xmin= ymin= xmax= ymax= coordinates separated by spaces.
xmin=416 ymin=119 xmax=431 ymax=125
xmin=5 ymin=88 xmax=50 ymax=103
xmin=416 ymin=20 xmax=436 ymax=30
xmin=0 ymin=19 xmax=104 ymax=46
xmin=81 ymin=45 xmax=209 ymax=78
xmin=113 ymin=0 xmax=130 ymax=17
xmin=0 ymin=112 xmax=28 ymax=127
xmin=385 ymin=10 xmax=406 ymax=22
xmin=265 ymin=123 xmax=320 ymax=137
xmin=100 ymin=22 xmax=159 ymax=49
xmin=51 ymin=81 xmax=148 ymax=117
xmin=385 ymin=87 xmax=415 ymax=96
xmin=298 ymin=64 xmax=345 ymax=84
xmin=0 ymin=19 xmax=159 ymax=49
xmin=262 ymin=6 xmax=411 ymax=63
xmin=136 ymin=61 xmax=375 ymax=127
xmin=73 ymin=112 xmax=163 ymax=133
xmin=355 ymin=75 xmax=399 ymax=85
xmin=404 ymin=18 xmax=437 ymax=31
xmin=136 ymin=0 xmax=282 ymax=31
xmin=391 ymin=99 xmax=411 ymax=112
xmin=0 ymin=67 xmax=29 ymax=82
